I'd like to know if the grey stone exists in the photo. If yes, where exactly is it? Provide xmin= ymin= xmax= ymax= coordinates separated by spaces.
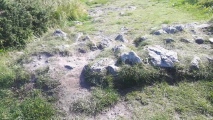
xmin=78 ymin=48 xmax=87 ymax=53
xmin=90 ymin=58 xmax=115 ymax=73
xmin=147 ymin=45 xmax=179 ymax=68
xmin=53 ymin=29 xmax=67 ymax=37
xmin=115 ymin=34 xmax=128 ymax=42
xmin=106 ymin=65 xmax=119 ymax=75
xmin=153 ymin=29 xmax=165 ymax=35
xmin=112 ymin=44 xmax=127 ymax=53
xmin=98 ymin=39 xmax=111 ymax=49
xmin=120 ymin=51 xmax=142 ymax=65
xmin=209 ymin=38 xmax=213 ymax=44
xmin=164 ymin=38 xmax=175 ymax=44
xmin=174 ymin=25 xmax=184 ymax=31
xmin=64 ymin=65 xmax=73 ymax=70
xmin=163 ymin=26 xmax=177 ymax=34
xmin=77 ymin=35 xmax=91 ymax=42
xmin=190 ymin=56 xmax=201 ymax=70
xmin=180 ymin=38 xmax=191 ymax=43
xmin=195 ymin=37 xmax=204 ymax=44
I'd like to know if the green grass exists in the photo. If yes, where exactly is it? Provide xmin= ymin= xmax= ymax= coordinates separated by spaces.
xmin=70 ymin=87 xmax=119 ymax=115
xmin=125 ymin=81 xmax=213 ymax=119
xmin=0 ymin=52 xmax=57 ymax=119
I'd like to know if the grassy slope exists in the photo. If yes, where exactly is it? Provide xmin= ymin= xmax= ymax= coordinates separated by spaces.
xmin=0 ymin=0 xmax=212 ymax=119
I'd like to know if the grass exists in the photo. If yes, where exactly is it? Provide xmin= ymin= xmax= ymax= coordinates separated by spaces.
xmin=70 ymin=87 xmax=119 ymax=115
xmin=125 ymin=81 xmax=213 ymax=119
xmin=0 ymin=52 xmax=58 ymax=119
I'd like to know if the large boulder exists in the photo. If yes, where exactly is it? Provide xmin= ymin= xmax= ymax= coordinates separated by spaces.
xmin=147 ymin=45 xmax=179 ymax=68
xmin=120 ymin=51 xmax=142 ymax=65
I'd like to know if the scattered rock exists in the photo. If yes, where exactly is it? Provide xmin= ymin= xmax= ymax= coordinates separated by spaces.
xmin=98 ymin=39 xmax=112 ymax=50
xmin=90 ymin=58 xmax=115 ymax=73
xmin=195 ymin=37 xmax=204 ymax=44
xmin=115 ymin=34 xmax=128 ymax=42
xmin=106 ymin=65 xmax=119 ymax=75
xmin=64 ymin=65 xmax=73 ymax=70
xmin=153 ymin=29 xmax=166 ymax=35
xmin=78 ymin=48 xmax=87 ymax=53
xmin=128 ymin=6 xmax=137 ymax=10
xmin=190 ymin=56 xmax=201 ymax=70
xmin=180 ymin=38 xmax=191 ymax=43
xmin=207 ymin=56 xmax=213 ymax=63
xmin=77 ymin=35 xmax=91 ymax=42
xmin=209 ymin=38 xmax=213 ymax=44
xmin=163 ymin=26 xmax=177 ymax=34
xmin=112 ymin=44 xmax=128 ymax=53
xmin=53 ymin=29 xmax=67 ymax=37
xmin=164 ymin=38 xmax=175 ymax=44
xmin=120 ymin=51 xmax=142 ymax=65
xmin=147 ymin=45 xmax=179 ymax=68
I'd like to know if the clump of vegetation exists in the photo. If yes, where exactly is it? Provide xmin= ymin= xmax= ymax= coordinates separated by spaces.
xmin=71 ymin=88 xmax=119 ymax=115
xmin=0 ymin=0 xmax=89 ymax=49
xmin=0 ymin=0 xmax=51 ymax=49
xmin=20 ymin=97 xmax=55 ymax=120
xmin=116 ymin=64 xmax=162 ymax=88
xmin=84 ymin=65 xmax=114 ymax=88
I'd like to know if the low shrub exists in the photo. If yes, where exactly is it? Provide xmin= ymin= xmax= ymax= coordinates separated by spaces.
xmin=116 ymin=64 xmax=162 ymax=89
xmin=0 ymin=0 xmax=51 ymax=49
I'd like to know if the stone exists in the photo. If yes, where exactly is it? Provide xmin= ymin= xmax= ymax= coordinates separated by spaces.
xmin=174 ymin=25 xmax=184 ymax=31
xmin=153 ymin=29 xmax=165 ymax=35
xmin=164 ymin=38 xmax=174 ymax=44
xmin=147 ymin=45 xmax=179 ymax=68
xmin=207 ymin=56 xmax=213 ymax=63
xmin=120 ymin=51 xmax=142 ymax=65
xmin=98 ymin=39 xmax=111 ymax=50
xmin=112 ymin=44 xmax=127 ymax=53
xmin=115 ymin=34 xmax=128 ymax=42
xmin=77 ymin=35 xmax=91 ymax=42
xmin=53 ymin=29 xmax=67 ymax=37
xmin=180 ymin=38 xmax=191 ymax=43
xmin=195 ymin=37 xmax=204 ymax=44
xmin=106 ymin=65 xmax=119 ymax=75
xmin=209 ymin=38 xmax=213 ymax=44
xmin=78 ymin=48 xmax=87 ymax=53
xmin=190 ymin=56 xmax=201 ymax=70
xmin=163 ymin=26 xmax=177 ymax=34
xmin=90 ymin=58 xmax=115 ymax=73
xmin=64 ymin=65 xmax=73 ymax=70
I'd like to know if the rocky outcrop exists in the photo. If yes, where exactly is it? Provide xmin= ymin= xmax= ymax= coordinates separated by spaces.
xmin=147 ymin=45 xmax=179 ymax=68
xmin=120 ymin=51 xmax=142 ymax=65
